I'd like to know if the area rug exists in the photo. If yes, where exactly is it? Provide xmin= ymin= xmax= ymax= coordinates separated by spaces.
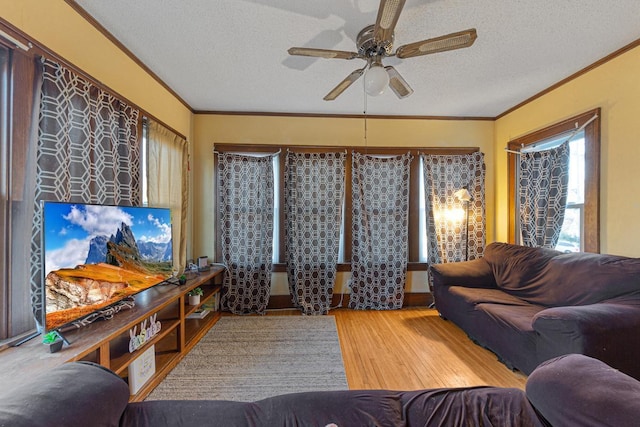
xmin=146 ymin=315 xmax=349 ymax=402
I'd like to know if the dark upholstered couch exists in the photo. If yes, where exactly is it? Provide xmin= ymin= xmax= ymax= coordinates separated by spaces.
xmin=1 ymin=354 xmax=639 ymax=426
xmin=431 ymin=242 xmax=640 ymax=377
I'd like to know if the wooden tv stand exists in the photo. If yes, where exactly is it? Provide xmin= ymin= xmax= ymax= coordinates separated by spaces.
xmin=0 ymin=266 xmax=224 ymax=402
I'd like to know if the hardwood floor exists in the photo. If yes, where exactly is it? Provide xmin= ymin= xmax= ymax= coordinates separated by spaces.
xmin=264 ymin=307 xmax=527 ymax=391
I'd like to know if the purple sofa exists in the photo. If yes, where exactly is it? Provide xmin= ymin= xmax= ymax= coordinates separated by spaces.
xmin=1 ymin=354 xmax=639 ymax=426
xmin=430 ymin=242 xmax=640 ymax=377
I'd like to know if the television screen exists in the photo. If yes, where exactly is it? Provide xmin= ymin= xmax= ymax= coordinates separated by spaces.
xmin=42 ymin=202 xmax=173 ymax=332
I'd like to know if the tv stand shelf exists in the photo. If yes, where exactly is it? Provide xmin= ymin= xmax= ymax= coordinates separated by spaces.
xmin=0 ymin=266 xmax=224 ymax=402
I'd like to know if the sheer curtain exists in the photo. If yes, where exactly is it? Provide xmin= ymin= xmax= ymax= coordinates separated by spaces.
xmin=349 ymin=152 xmax=411 ymax=310
xmin=519 ymin=142 xmax=570 ymax=248
xmin=147 ymin=120 xmax=189 ymax=272
xmin=423 ymin=152 xmax=486 ymax=264
xmin=30 ymin=58 xmax=141 ymax=327
xmin=217 ymin=153 xmax=274 ymax=314
xmin=284 ymin=151 xmax=345 ymax=315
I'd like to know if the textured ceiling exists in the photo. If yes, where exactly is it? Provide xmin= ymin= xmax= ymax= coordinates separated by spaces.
xmin=72 ymin=0 xmax=640 ymax=117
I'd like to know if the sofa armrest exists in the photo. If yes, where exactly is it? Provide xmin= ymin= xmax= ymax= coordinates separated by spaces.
xmin=526 ymin=354 xmax=640 ymax=427
xmin=0 ymin=361 xmax=130 ymax=427
xmin=429 ymin=258 xmax=497 ymax=289
xmin=533 ymin=302 xmax=640 ymax=378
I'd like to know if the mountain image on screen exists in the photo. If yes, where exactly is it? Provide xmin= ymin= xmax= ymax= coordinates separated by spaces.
xmin=85 ymin=224 xmax=172 ymax=265
xmin=43 ymin=203 xmax=173 ymax=331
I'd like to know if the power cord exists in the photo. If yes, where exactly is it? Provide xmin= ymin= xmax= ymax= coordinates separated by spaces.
xmin=329 ymin=292 xmax=345 ymax=310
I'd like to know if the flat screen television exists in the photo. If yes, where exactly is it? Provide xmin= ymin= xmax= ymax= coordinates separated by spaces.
xmin=42 ymin=201 xmax=174 ymax=332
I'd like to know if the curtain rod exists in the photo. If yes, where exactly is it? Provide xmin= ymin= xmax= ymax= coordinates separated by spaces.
xmin=0 ymin=28 xmax=31 ymax=51
xmin=214 ymin=149 xmax=281 ymax=157
xmin=505 ymin=113 xmax=598 ymax=155
xmin=286 ymin=148 xmax=348 ymax=154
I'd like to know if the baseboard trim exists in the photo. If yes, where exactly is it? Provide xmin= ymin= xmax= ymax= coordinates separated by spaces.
xmin=267 ymin=293 xmax=433 ymax=310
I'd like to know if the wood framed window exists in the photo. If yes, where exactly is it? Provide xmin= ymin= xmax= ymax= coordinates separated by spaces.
xmin=1 ymin=32 xmax=40 ymax=345
xmin=507 ymin=108 xmax=600 ymax=253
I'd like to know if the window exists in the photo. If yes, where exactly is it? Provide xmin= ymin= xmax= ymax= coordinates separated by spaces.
xmin=2 ymin=28 xmax=150 ymax=346
xmin=214 ymin=144 xmax=479 ymax=271
xmin=144 ymin=118 xmax=190 ymax=270
xmin=141 ymin=119 xmax=148 ymax=205
xmin=0 ymin=44 xmax=9 ymax=342
xmin=272 ymin=155 xmax=280 ymax=263
xmin=1 ymin=38 xmax=39 ymax=345
xmin=556 ymin=135 xmax=585 ymax=252
xmin=418 ymin=159 xmax=428 ymax=260
xmin=508 ymin=109 xmax=600 ymax=252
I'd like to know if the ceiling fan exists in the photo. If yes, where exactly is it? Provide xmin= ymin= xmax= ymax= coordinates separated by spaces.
xmin=287 ymin=0 xmax=477 ymax=101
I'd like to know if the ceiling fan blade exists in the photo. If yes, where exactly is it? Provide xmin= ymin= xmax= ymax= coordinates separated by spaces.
xmin=385 ymin=66 xmax=413 ymax=99
xmin=373 ymin=0 xmax=406 ymax=45
xmin=288 ymin=47 xmax=358 ymax=60
xmin=324 ymin=68 xmax=366 ymax=101
xmin=395 ymin=29 xmax=478 ymax=59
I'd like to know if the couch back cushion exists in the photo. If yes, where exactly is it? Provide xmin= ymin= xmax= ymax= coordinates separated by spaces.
xmin=537 ymin=252 xmax=640 ymax=306
xmin=483 ymin=242 xmax=561 ymax=305
xmin=123 ymin=390 xmax=407 ymax=427
xmin=484 ymin=242 xmax=640 ymax=306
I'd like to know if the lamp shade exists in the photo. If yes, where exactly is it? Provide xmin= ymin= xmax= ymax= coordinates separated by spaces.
xmin=453 ymin=188 xmax=472 ymax=202
xmin=364 ymin=64 xmax=389 ymax=96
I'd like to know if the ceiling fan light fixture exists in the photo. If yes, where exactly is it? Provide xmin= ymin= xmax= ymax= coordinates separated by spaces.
xmin=288 ymin=1 xmax=476 ymax=101
xmin=364 ymin=63 xmax=389 ymax=96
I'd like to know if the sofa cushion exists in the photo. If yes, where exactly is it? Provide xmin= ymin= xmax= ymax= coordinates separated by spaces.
xmin=401 ymin=387 xmax=543 ymax=427
xmin=0 ymin=361 xmax=130 ymax=427
xmin=477 ymin=303 xmax=543 ymax=333
xmin=527 ymin=354 xmax=640 ymax=427
xmin=482 ymin=243 xmax=561 ymax=305
xmin=125 ymin=390 xmax=405 ymax=426
xmin=475 ymin=303 xmax=544 ymax=373
xmin=127 ymin=387 xmax=544 ymax=427
xmin=448 ymin=286 xmax=532 ymax=307
xmin=484 ymin=243 xmax=640 ymax=307
xmin=536 ymin=252 xmax=640 ymax=306
xmin=122 ymin=400 xmax=261 ymax=427
xmin=430 ymin=257 xmax=497 ymax=289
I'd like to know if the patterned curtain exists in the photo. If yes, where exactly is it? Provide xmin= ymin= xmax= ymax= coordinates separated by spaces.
xmin=285 ymin=151 xmax=345 ymax=315
xmin=218 ymin=153 xmax=274 ymax=314
xmin=30 ymin=58 xmax=141 ymax=327
xmin=519 ymin=142 xmax=570 ymax=248
xmin=349 ymin=152 xmax=411 ymax=310
xmin=423 ymin=152 xmax=486 ymax=265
